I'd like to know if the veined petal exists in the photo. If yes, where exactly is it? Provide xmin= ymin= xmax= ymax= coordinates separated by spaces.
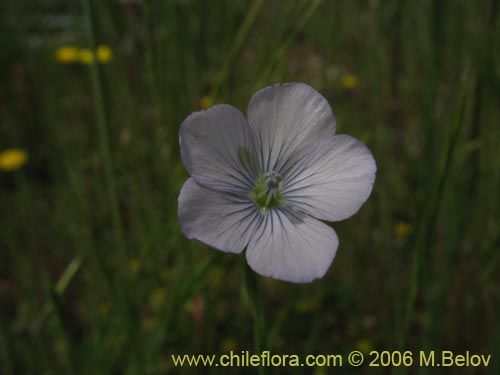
xmin=284 ymin=134 xmax=376 ymax=222
xmin=180 ymin=104 xmax=258 ymax=195
xmin=247 ymin=83 xmax=336 ymax=175
xmin=178 ymin=178 xmax=262 ymax=253
xmin=246 ymin=209 xmax=338 ymax=283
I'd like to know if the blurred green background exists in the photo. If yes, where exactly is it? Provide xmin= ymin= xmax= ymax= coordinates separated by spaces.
xmin=1 ymin=0 xmax=499 ymax=373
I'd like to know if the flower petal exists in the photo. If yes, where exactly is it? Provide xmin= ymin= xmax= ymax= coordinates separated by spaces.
xmin=178 ymin=178 xmax=261 ymax=253
xmin=247 ymin=82 xmax=336 ymax=174
xmin=284 ymin=134 xmax=376 ymax=222
xmin=245 ymin=209 xmax=338 ymax=283
xmin=180 ymin=104 xmax=258 ymax=195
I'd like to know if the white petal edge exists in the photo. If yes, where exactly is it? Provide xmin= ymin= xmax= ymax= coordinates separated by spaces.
xmin=247 ymin=82 xmax=336 ymax=175
xmin=245 ymin=209 xmax=339 ymax=283
xmin=178 ymin=178 xmax=261 ymax=253
xmin=284 ymin=134 xmax=376 ymax=222
xmin=180 ymin=104 xmax=258 ymax=195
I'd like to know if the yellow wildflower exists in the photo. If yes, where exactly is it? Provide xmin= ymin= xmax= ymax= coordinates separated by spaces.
xmin=119 ymin=129 xmax=131 ymax=145
xmin=98 ymin=302 xmax=110 ymax=316
xmin=208 ymin=267 xmax=224 ymax=287
xmin=184 ymin=299 xmax=194 ymax=312
xmin=221 ymin=338 xmax=238 ymax=353
xmin=78 ymin=49 xmax=95 ymax=64
xmin=295 ymin=290 xmax=323 ymax=313
xmin=295 ymin=294 xmax=321 ymax=313
xmin=359 ymin=130 xmax=373 ymax=144
xmin=55 ymin=46 xmax=79 ymax=64
xmin=142 ymin=317 xmax=158 ymax=331
xmin=313 ymin=367 xmax=327 ymax=375
xmin=129 ymin=258 xmax=141 ymax=275
xmin=341 ymin=74 xmax=359 ymax=90
xmin=53 ymin=338 xmax=66 ymax=355
xmin=149 ymin=288 xmax=167 ymax=310
xmin=362 ymin=314 xmax=377 ymax=329
xmin=200 ymin=96 xmax=213 ymax=109
xmin=394 ymin=221 xmax=412 ymax=238
xmin=96 ymin=45 xmax=112 ymax=63
xmin=0 ymin=149 xmax=28 ymax=171
xmin=355 ymin=339 xmax=374 ymax=354
xmin=160 ymin=268 xmax=170 ymax=283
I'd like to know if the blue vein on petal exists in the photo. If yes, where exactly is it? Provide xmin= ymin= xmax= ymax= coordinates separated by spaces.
xmin=197 ymin=137 xmax=253 ymax=190
xmin=189 ymin=113 xmax=255 ymax=189
xmin=284 ymin=160 xmax=370 ymax=195
xmin=220 ymin=205 xmax=260 ymax=234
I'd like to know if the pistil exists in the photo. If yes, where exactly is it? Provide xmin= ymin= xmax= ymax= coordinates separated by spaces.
xmin=249 ymin=171 xmax=284 ymax=212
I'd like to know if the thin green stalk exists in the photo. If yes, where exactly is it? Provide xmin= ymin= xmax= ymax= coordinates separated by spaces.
xmin=254 ymin=0 xmax=322 ymax=88
xmin=210 ymin=0 xmax=265 ymax=101
xmin=400 ymin=69 xmax=471 ymax=348
xmin=44 ymin=272 xmax=77 ymax=375
xmin=0 ymin=323 xmax=13 ymax=375
xmin=240 ymin=257 xmax=267 ymax=375
xmin=82 ymin=0 xmax=126 ymax=259
xmin=31 ymin=256 xmax=83 ymax=334
xmin=142 ymin=0 xmax=165 ymax=137
xmin=82 ymin=2 xmax=138 ymax=370
xmin=424 ymin=0 xmax=498 ymax=350
xmin=148 ymin=253 xmax=216 ymax=364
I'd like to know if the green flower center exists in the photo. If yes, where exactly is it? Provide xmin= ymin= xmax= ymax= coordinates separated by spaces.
xmin=249 ymin=171 xmax=284 ymax=212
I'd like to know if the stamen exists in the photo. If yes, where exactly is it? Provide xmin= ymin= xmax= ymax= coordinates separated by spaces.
xmin=249 ymin=171 xmax=284 ymax=211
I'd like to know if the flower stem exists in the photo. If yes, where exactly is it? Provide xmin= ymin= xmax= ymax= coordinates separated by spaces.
xmin=240 ymin=257 xmax=268 ymax=374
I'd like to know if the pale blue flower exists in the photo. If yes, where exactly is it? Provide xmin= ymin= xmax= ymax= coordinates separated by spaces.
xmin=178 ymin=83 xmax=376 ymax=283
